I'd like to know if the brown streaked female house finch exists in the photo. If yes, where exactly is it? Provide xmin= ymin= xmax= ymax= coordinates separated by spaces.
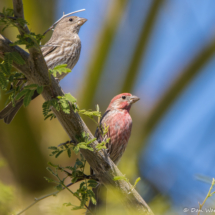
xmin=88 ymin=93 xmax=140 ymax=214
xmin=0 ymin=16 xmax=87 ymax=124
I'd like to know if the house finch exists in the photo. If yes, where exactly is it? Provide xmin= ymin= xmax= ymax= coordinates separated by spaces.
xmin=0 ymin=16 xmax=87 ymax=124
xmin=88 ymin=93 xmax=140 ymax=214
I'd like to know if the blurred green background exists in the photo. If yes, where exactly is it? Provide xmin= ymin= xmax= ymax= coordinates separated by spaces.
xmin=1 ymin=0 xmax=215 ymax=214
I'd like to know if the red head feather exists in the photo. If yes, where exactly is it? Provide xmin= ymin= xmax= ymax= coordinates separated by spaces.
xmin=107 ymin=93 xmax=139 ymax=111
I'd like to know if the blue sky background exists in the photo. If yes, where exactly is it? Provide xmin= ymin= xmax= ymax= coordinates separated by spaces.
xmin=55 ymin=0 xmax=215 ymax=212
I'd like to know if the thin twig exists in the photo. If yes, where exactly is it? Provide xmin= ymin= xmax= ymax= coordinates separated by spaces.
xmin=58 ymin=139 xmax=76 ymax=147
xmin=57 ymin=166 xmax=98 ymax=181
xmin=0 ymin=13 xmax=17 ymax=20
xmin=16 ymin=182 xmax=73 ymax=215
xmin=43 ymin=9 xmax=85 ymax=36
xmin=198 ymin=178 xmax=215 ymax=215
xmin=56 ymin=174 xmax=95 ymax=215
xmin=16 ymin=173 xmax=97 ymax=215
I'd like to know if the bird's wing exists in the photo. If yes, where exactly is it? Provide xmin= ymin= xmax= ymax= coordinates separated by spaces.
xmin=41 ymin=43 xmax=58 ymax=57
xmin=95 ymin=110 xmax=112 ymax=153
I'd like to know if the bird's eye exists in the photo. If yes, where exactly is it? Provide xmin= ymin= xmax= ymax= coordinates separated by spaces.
xmin=69 ymin=18 xmax=73 ymax=22
xmin=122 ymin=96 xmax=126 ymax=100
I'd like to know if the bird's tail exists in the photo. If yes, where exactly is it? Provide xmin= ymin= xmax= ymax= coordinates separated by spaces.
xmin=0 ymin=99 xmax=24 ymax=124
xmin=0 ymin=90 xmax=39 ymax=124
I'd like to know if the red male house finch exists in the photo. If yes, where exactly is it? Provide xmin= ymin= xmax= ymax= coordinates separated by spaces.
xmin=96 ymin=93 xmax=140 ymax=163
xmin=0 ymin=16 xmax=87 ymax=124
xmin=88 ymin=93 xmax=140 ymax=213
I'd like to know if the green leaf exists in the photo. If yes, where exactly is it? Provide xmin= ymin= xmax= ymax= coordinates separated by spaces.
xmin=42 ymin=100 xmax=51 ymax=117
xmin=90 ymin=196 xmax=97 ymax=205
xmin=64 ymin=93 xmax=77 ymax=103
xmin=49 ymin=64 xmax=71 ymax=77
xmin=133 ymin=177 xmax=141 ymax=188
xmin=78 ymin=143 xmax=94 ymax=151
xmin=78 ymin=109 xmax=101 ymax=118
xmin=37 ymin=85 xmax=43 ymax=94
xmin=46 ymin=167 xmax=55 ymax=176
xmin=14 ymin=73 xmax=23 ymax=78
xmin=63 ymin=202 xmax=72 ymax=207
xmin=0 ymin=64 xmax=10 ymax=76
xmin=71 ymin=206 xmax=85 ymax=210
xmin=88 ymin=179 xmax=98 ymax=188
xmin=23 ymin=89 xmax=34 ymax=107
xmin=55 ymin=150 xmax=63 ymax=158
xmin=15 ymin=89 xmax=29 ymax=100
xmin=113 ymin=175 xmax=129 ymax=183
xmin=24 ymin=84 xmax=38 ymax=90
xmin=88 ymin=183 xmax=98 ymax=188
xmin=44 ymin=177 xmax=57 ymax=184
xmin=86 ymin=138 xmax=97 ymax=145
xmin=75 ymin=159 xmax=84 ymax=168
xmin=71 ymin=176 xmax=78 ymax=183
xmin=5 ymin=88 xmax=15 ymax=95
xmin=49 ymin=151 xmax=58 ymax=156
xmin=73 ymin=146 xmax=80 ymax=154
xmin=53 ymin=64 xmax=68 ymax=69
xmin=10 ymin=52 xmax=25 ymax=65
xmin=0 ymin=72 xmax=8 ymax=90
xmin=56 ymin=184 xmax=63 ymax=191
xmin=47 ymin=162 xmax=59 ymax=168
xmin=87 ymin=190 xmax=97 ymax=205
xmin=44 ymin=113 xmax=56 ymax=120
xmin=4 ymin=53 xmax=13 ymax=74
xmin=67 ymin=148 xmax=71 ymax=158
xmin=48 ymin=146 xmax=58 ymax=150
xmin=96 ymin=141 xmax=107 ymax=150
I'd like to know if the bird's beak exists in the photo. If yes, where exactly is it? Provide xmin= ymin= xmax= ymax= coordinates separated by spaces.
xmin=130 ymin=95 xmax=140 ymax=104
xmin=77 ymin=18 xmax=87 ymax=26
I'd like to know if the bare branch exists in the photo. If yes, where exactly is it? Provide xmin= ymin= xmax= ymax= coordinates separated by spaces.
xmin=43 ymin=9 xmax=86 ymax=36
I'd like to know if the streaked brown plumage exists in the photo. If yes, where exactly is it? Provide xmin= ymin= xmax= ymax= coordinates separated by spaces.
xmin=0 ymin=16 xmax=87 ymax=124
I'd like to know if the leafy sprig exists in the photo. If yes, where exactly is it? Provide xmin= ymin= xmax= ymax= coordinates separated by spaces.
xmin=0 ymin=8 xmax=27 ymax=31
xmin=0 ymin=7 xmax=44 ymax=48
xmin=43 ymin=92 xmax=101 ymax=122
xmin=45 ymin=156 xmax=97 ymax=211
xmin=0 ymin=52 xmax=25 ymax=91
xmin=198 ymin=178 xmax=215 ymax=215
xmin=12 ymin=33 xmax=44 ymax=49
xmin=0 ymin=52 xmax=44 ymax=107
xmin=48 ymin=137 xmax=96 ymax=159
xmin=49 ymin=64 xmax=71 ymax=77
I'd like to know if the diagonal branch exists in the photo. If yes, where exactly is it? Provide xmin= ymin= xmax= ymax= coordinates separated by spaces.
xmin=0 ymin=35 xmax=153 ymax=214
xmin=0 ymin=1 xmax=154 ymax=213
